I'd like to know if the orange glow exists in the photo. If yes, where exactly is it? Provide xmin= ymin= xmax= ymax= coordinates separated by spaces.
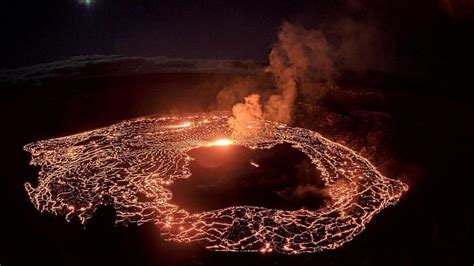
xmin=24 ymin=112 xmax=408 ymax=254
xmin=260 ymin=243 xmax=272 ymax=253
xmin=168 ymin=122 xmax=192 ymax=128
xmin=209 ymin=138 xmax=234 ymax=146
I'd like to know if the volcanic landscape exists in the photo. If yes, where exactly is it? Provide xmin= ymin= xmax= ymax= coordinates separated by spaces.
xmin=24 ymin=112 xmax=407 ymax=254
xmin=2 ymin=2 xmax=473 ymax=264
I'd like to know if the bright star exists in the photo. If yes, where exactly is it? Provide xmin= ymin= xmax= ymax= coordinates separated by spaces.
xmin=79 ymin=0 xmax=93 ymax=6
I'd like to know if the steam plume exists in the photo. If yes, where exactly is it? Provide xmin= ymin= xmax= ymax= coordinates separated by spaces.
xmin=228 ymin=94 xmax=263 ymax=136
xmin=229 ymin=21 xmax=336 ymax=134
xmin=265 ymin=21 xmax=335 ymax=123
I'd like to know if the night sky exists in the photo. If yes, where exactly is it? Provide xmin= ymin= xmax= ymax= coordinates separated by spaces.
xmin=2 ymin=0 xmax=473 ymax=78
xmin=1 ymin=0 xmax=306 ymax=68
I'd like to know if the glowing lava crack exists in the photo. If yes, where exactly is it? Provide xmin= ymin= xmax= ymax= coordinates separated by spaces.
xmin=24 ymin=112 xmax=408 ymax=254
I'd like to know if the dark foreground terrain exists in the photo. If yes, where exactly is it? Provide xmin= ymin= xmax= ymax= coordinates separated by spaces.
xmin=0 ymin=69 xmax=472 ymax=265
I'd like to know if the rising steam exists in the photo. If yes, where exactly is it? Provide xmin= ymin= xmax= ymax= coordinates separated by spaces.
xmin=228 ymin=94 xmax=263 ymax=136
xmin=229 ymin=21 xmax=336 ymax=135
xmin=265 ymin=21 xmax=336 ymax=123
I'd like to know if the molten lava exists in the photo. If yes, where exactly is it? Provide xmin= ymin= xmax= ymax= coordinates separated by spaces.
xmin=24 ymin=112 xmax=408 ymax=254
xmin=209 ymin=138 xmax=234 ymax=146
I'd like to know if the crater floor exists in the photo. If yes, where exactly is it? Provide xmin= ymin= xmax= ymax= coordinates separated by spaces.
xmin=24 ymin=112 xmax=408 ymax=254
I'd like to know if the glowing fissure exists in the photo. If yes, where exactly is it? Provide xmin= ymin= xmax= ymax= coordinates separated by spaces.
xmin=208 ymin=138 xmax=234 ymax=146
xmin=24 ymin=112 xmax=408 ymax=254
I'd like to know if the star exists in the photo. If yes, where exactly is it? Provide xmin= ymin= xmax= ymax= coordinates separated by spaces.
xmin=79 ymin=0 xmax=93 ymax=6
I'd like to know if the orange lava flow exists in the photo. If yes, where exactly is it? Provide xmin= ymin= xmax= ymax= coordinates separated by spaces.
xmin=24 ymin=112 xmax=408 ymax=254
xmin=208 ymin=138 xmax=234 ymax=146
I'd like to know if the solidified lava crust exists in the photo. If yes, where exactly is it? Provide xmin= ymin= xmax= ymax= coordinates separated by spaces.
xmin=24 ymin=112 xmax=408 ymax=254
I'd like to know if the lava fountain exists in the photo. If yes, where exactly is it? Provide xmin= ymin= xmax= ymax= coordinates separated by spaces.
xmin=24 ymin=112 xmax=408 ymax=254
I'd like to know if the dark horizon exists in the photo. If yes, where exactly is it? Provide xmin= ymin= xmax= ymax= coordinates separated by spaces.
xmin=2 ymin=0 xmax=474 ymax=80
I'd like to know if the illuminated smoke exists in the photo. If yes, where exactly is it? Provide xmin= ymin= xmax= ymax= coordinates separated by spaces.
xmin=265 ymin=21 xmax=335 ymax=124
xmin=227 ymin=21 xmax=336 ymax=131
xmin=226 ymin=0 xmax=408 ymax=129
xmin=228 ymin=94 xmax=263 ymax=137
xmin=215 ymin=78 xmax=257 ymax=110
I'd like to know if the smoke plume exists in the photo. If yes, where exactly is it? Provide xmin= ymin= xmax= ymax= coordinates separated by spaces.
xmin=228 ymin=21 xmax=336 ymax=135
xmin=265 ymin=21 xmax=336 ymax=124
xmin=228 ymin=94 xmax=263 ymax=136
xmin=215 ymin=78 xmax=257 ymax=110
